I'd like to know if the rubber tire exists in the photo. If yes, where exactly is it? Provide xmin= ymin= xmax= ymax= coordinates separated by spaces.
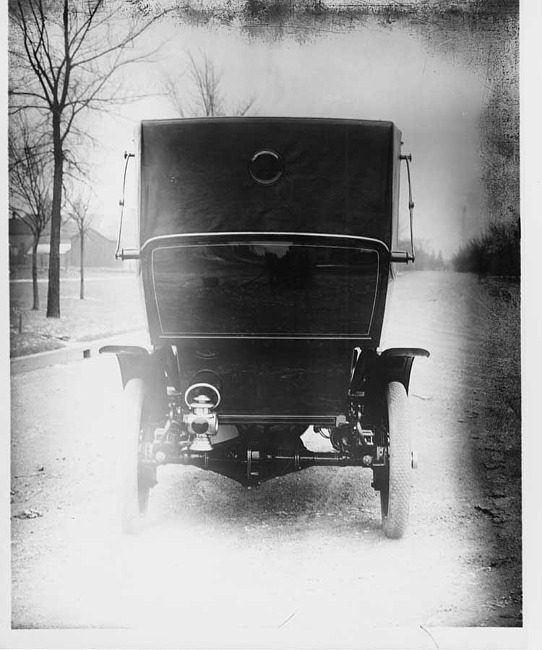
xmin=121 ymin=377 xmax=151 ymax=535
xmin=380 ymin=381 xmax=412 ymax=539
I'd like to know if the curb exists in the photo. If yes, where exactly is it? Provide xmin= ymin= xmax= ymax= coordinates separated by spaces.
xmin=10 ymin=330 xmax=148 ymax=375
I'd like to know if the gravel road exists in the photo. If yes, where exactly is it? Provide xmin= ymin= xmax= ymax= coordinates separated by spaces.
xmin=9 ymin=271 xmax=523 ymax=647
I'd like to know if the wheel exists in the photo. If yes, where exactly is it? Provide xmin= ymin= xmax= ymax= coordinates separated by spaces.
xmin=121 ymin=377 xmax=155 ymax=534
xmin=379 ymin=381 xmax=412 ymax=539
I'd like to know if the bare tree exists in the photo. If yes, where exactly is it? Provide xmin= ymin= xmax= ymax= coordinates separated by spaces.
xmin=66 ymin=193 xmax=93 ymax=300
xmin=9 ymin=0 xmax=167 ymax=318
xmin=164 ymin=50 xmax=256 ymax=118
xmin=9 ymin=114 xmax=53 ymax=310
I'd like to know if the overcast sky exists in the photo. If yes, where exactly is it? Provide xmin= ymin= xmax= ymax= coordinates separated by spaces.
xmin=76 ymin=14 xmax=491 ymax=257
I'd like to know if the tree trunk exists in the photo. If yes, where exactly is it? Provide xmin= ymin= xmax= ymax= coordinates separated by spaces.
xmin=80 ymin=232 xmax=85 ymax=300
xmin=32 ymin=236 xmax=39 ymax=310
xmin=46 ymin=112 xmax=63 ymax=318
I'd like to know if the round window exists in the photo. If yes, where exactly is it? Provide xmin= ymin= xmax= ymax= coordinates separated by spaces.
xmin=249 ymin=149 xmax=284 ymax=185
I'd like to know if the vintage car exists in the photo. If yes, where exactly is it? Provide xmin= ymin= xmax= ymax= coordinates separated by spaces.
xmin=101 ymin=117 xmax=429 ymax=538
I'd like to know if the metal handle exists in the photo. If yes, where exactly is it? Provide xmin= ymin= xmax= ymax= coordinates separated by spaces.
xmin=118 ymin=248 xmax=140 ymax=260
xmin=399 ymin=153 xmax=415 ymax=263
xmin=390 ymin=250 xmax=414 ymax=263
xmin=115 ymin=151 xmax=135 ymax=260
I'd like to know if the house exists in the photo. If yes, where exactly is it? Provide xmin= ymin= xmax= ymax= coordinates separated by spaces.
xmin=68 ymin=227 xmax=120 ymax=268
xmin=26 ymin=238 xmax=72 ymax=270
xmin=9 ymin=217 xmax=34 ymax=264
xmin=10 ymin=215 xmax=74 ymax=269
xmin=10 ymin=214 xmax=120 ymax=270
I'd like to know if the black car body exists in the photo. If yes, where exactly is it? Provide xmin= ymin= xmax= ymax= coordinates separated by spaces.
xmin=102 ymin=117 xmax=428 ymax=537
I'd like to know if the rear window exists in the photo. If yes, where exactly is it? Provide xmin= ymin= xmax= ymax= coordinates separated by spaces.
xmin=151 ymin=242 xmax=379 ymax=337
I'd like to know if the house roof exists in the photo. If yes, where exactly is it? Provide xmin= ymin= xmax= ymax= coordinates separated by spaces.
xmin=69 ymin=227 xmax=115 ymax=243
xmin=9 ymin=218 xmax=34 ymax=236
xmin=61 ymin=221 xmax=80 ymax=238
xmin=11 ymin=217 xmax=114 ymax=242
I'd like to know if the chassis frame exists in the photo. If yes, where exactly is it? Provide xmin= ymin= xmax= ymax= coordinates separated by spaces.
xmin=101 ymin=343 xmax=428 ymax=530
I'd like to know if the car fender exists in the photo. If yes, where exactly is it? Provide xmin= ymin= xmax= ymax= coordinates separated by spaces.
xmin=379 ymin=347 xmax=430 ymax=394
xmin=99 ymin=345 xmax=167 ymax=417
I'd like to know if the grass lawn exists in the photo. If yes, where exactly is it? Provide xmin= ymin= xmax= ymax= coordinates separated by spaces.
xmin=10 ymin=268 xmax=146 ymax=357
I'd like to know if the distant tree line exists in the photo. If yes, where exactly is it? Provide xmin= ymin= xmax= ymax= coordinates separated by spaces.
xmin=451 ymin=220 xmax=520 ymax=277
xmin=396 ymin=240 xmax=447 ymax=272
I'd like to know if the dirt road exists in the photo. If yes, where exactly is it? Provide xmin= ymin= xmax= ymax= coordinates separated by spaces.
xmin=9 ymin=271 xmax=522 ymax=646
